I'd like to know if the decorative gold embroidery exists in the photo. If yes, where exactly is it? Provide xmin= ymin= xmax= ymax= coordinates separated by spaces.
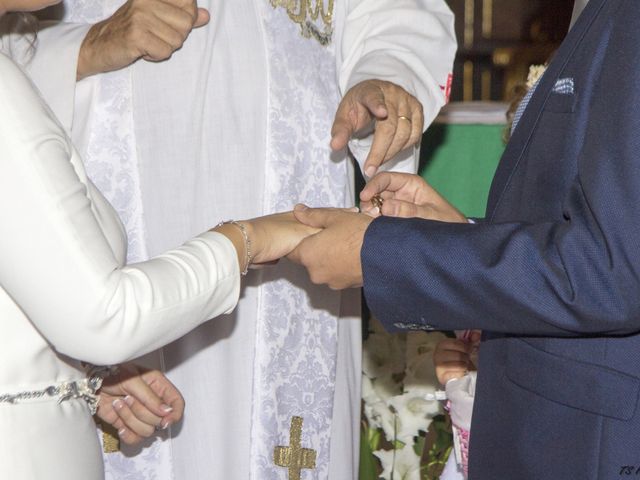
xmin=270 ymin=0 xmax=334 ymax=45
xmin=273 ymin=416 xmax=317 ymax=480
xmin=98 ymin=420 xmax=121 ymax=454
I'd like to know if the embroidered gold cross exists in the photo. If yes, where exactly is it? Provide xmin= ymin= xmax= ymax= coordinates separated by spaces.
xmin=273 ymin=416 xmax=317 ymax=480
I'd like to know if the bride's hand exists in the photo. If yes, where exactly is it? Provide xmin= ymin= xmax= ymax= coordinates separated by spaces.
xmin=245 ymin=212 xmax=322 ymax=264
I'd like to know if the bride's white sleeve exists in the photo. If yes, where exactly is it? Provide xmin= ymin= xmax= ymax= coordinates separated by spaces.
xmin=0 ymin=55 xmax=241 ymax=365
xmin=0 ymin=19 xmax=91 ymax=131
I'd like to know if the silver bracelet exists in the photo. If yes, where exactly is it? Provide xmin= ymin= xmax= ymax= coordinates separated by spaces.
xmin=217 ymin=220 xmax=252 ymax=275
xmin=0 ymin=376 xmax=103 ymax=415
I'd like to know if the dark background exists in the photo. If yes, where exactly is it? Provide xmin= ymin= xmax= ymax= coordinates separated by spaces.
xmin=445 ymin=0 xmax=574 ymax=102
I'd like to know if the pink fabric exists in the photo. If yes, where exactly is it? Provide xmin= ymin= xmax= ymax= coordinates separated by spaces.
xmin=446 ymin=371 xmax=476 ymax=479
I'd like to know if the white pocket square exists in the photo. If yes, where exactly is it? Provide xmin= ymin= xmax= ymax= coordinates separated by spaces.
xmin=552 ymin=77 xmax=575 ymax=94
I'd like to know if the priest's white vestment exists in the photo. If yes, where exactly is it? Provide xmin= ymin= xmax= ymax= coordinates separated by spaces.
xmin=5 ymin=1 xmax=455 ymax=478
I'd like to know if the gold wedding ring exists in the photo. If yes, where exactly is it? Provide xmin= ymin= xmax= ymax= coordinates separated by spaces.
xmin=398 ymin=115 xmax=412 ymax=124
xmin=371 ymin=194 xmax=384 ymax=211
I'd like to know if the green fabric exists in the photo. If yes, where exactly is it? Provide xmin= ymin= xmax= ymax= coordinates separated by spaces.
xmin=419 ymin=123 xmax=506 ymax=218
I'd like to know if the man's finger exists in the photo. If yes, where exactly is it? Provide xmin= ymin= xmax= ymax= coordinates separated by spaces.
xmin=380 ymin=199 xmax=421 ymax=218
xmin=330 ymin=115 xmax=354 ymax=152
xmin=292 ymin=205 xmax=340 ymax=228
xmin=360 ymin=172 xmax=413 ymax=201
xmin=330 ymin=97 xmax=368 ymax=151
xmin=141 ymin=31 xmax=179 ymax=61
xmin=358 ymin=84 xmax=388 ymax=120
xmin=384 ymin=122 xmax=413 ymax=162
xmin=408 ymin=102 xmax=424 ymax=147
xmin=363 ymin=122 xmax=396 ymax=177
xmin=151 ymin=0 xmax=195 ymax=31
xmin=331 ymin=83 xmax=385 ymax=152
xmin=362 ymin=94 xmax=399 ymax=177
xmin=193 ymin=7 xmax=210 ymax=27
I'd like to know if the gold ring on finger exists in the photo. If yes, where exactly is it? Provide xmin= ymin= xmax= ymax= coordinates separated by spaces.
xmin=371 ymin=194 xmax=384 ymax=210
xmin=398 ymin=115 xmax=412 ymax=124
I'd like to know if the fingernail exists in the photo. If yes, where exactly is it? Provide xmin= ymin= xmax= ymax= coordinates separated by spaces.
xmin=294 ymin=204 xmax=308 ymax=211
xmin=161 ymin=420 xmax=170 ymax=430
xmin=118 ymin=428 xmax=127 ymax=436
xmin=124 ymin=395 xmax=134 ymax=407
xmin=161 ymin=404 xmax=173 ymax=413
xmin=112 ymin=399 xmax=124 ymax=410
xmin=370 ymin=207 xmax=380 ymax=216
xmin=365 ymin=166 xmax=377 ymax=178
xmin=350 ymin=206 xmax=360 ymax=213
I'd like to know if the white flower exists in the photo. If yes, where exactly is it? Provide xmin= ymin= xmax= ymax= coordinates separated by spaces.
xmin=364 ymin=371 xmax=404 ymax=403
xmin=404 ymin=350 xmax=441 ymax=392
xmin=405 ymin=331 xmax=446 ymax=360
xmin=387 ymin=389 xmax=441 ymax=443
xmin=363 ymin=322 xmax=447 ymax=478
xmin=526 ymin=64 xmax=547 ymax=89
xmin=363 ymin=320 xmax=406 ymax=379
xmin=374 ymin=444 xmax=422 ymax=480
xmin=362 ymin=376 xmax=399 ymax=440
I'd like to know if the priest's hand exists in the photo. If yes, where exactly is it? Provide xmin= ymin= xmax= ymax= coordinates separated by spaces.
xmin=96 ymin=363 xmax=185 ymax=445
xmin=330 ymin=80 xmax=423 ymax=178
xmin=360 ymin=171 xmax=467 ymax=223
xmin=77 ymin=0 xmax=210 ymax=80
xmin=288 ymin=205 xmax=372 ymax=289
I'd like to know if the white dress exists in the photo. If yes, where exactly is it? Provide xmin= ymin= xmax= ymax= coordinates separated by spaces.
xmin=4 ymin=2 xmax=457 ymax=478
xmin=0 ymin=52 xmax=241 ymax=479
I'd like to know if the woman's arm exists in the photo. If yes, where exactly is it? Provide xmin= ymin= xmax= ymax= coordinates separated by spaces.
xmin=0 ymin=56 xmax=238 ymax=365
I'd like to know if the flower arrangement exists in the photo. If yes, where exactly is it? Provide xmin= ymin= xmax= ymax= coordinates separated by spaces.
xmin=526 ymin=64 xmax=547 ymax=89
xmin=360 ymin=317 xmax=453 ymax=480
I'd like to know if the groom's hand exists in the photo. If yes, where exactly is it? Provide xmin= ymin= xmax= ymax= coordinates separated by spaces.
xmin=360 ymin=171 xmax=467 ymax=223
xmin=288 ymin=205 xmax=372 ymax=289
xmin=330 ymin=80 xmax=423 ymax=178
xmin=77 ymin=0 xmax=210 ymax=80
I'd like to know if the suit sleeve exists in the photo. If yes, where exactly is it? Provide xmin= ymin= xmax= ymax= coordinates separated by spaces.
xmin=0 ymin=56 xmax=240 ymax=365
xmin=335 ymin=0 xmax=456 ymax=174
xmin=362 ymin=10 xmax=640 ymax=337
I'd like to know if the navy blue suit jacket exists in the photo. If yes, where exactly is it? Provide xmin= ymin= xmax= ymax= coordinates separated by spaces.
xmin=362 ymin=0 xmax=640 ymax=478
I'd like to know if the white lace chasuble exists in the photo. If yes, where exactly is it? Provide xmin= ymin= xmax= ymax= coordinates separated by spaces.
xmin=249 ymin=3 xmax=349 ymax=479
xmin=57 ymin=0 xmax=357 ymax=478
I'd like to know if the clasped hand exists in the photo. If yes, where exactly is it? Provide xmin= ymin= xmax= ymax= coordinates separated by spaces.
xmin=287 ymin=172 xmax=467 ymax=289
xmin=96 ymin=363 xmax=184 ymax=445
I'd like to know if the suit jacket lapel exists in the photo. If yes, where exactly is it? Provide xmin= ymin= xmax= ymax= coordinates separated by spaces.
xmin=485 ymin=0 xmax=607 ymax=220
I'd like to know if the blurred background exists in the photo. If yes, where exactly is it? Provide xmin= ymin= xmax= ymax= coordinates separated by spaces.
xmin=446 ymin=0 xmax=572 ymax=102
